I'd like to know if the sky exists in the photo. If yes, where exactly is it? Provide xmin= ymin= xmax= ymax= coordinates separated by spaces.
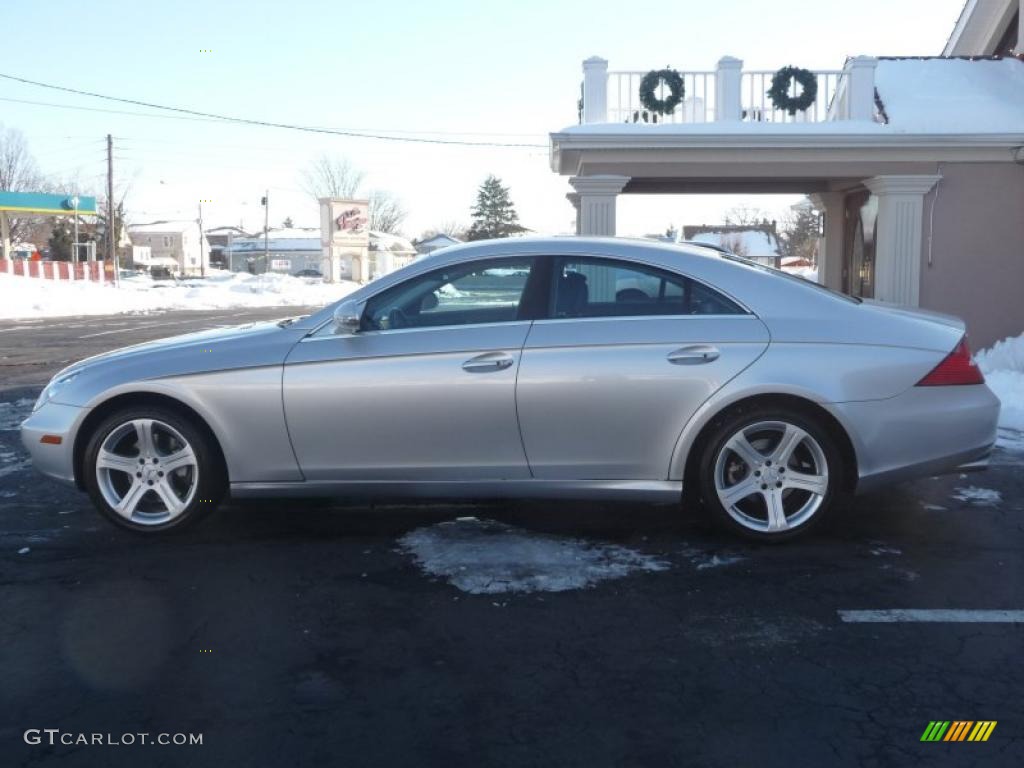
xmin=1 ymin=0 xmax=965 ymax=240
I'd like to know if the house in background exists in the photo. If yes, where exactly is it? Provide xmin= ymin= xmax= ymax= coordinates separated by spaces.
xmin=226 ymin=227 xmax=415 ymax=278
xmin=225 ymin=227 xmax=322 ymax=275
xmin=683 ymin=223 xmax=783 ymax=267
xmin=414 ymin=233 xmax=462 ymax=256
xmin=550 ymin=0 xmax=1024 ymax=347
xmin=204 ymin=225 xmax=250 ymax=270
xmin=128 ymin=221 xmax=210 ymax=276
xmin=369 ymin=231 xmax=417 ymax=275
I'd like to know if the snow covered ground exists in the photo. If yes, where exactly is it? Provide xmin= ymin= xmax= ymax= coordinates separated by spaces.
xmin=976 ymin=332 xmax=1024 ymax=448
xmin=0 ymin=271 xmax=358 ymax=320
xmin=398 ymin=518 xmax=669 ymax=594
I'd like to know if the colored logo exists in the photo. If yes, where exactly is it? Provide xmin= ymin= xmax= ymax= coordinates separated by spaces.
xmin=920 ymin=721 xmax=996 ymax=742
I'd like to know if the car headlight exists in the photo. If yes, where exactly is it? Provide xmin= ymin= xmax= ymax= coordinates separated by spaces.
xmin=33 ymin=372 xmax=79 ymax=412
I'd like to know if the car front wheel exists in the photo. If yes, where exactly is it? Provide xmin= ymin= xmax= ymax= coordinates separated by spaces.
xmin=83 ymin=407 xmax=224 ymax=533
xmin=697 ymin=407 xmax=843 ymax=542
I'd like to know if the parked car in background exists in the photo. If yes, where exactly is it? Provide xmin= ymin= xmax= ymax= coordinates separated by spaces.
xmin=21 ymin=238 xmax=998 ymax=542
xmin=293 ymin=268 xmax=324 ymax=279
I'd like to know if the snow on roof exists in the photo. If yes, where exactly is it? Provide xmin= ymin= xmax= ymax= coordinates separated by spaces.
xmin=416 ymin=233 xmax=462 ymax=247
xmin=690 ymin=229 xmax=781 ymax=258
xmin=874 ymin=57 xmax=1024 ymax=133
xmin=369 ymin=230 xmax=415 ymax=253
xmin=129 ymin=220 xmax=196 ymax=234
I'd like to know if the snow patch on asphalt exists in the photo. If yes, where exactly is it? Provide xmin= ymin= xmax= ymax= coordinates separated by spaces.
xmin=869 ymin=544 xmax=902 ymax=556
xmin=397 ymin=518 xmax=669 ymax=595
xmin=17 ymin=547 xmax=29 ymax=555
xmin=951 ymin=486 xmax=1002 ymax=506
xmin=0 ymin=459 xmax=30 ymax=478
xmin=680 ymin=547 xmax=746 ymax=570
xmin=0 ymin=399 xmax=35 ymax=431
xmin=921 ymin=503 xmax=947 ymax=511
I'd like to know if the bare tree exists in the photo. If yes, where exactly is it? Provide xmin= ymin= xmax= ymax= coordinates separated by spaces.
xmin=368 ymin=189 xmax=406 ymax=234
xmin=300 ymin=154 xmax=366 ymax=201
xmin=419 ymin=221 xmax=467 ymax=241
xmin=723 ymin=204 xmax=771 ymax=228
xmin=0 ymin=125 xmax=44 ymax=242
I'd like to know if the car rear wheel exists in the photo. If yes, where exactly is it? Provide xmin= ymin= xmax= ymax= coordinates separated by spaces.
xmin=697 ymin=407 xmax=843 ymax=542
xmin=83 ymin=407 xmax=224 ymax=533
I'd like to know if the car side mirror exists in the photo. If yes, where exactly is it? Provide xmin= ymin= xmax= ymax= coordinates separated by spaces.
xmin=332 ymin=299 xmax=364 ymax=335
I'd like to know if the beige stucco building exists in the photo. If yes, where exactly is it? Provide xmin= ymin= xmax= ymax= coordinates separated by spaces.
xmin=550 ymin=0 xmax=1024 ymax=348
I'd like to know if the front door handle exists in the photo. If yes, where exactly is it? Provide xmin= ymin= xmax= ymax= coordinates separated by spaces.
xmin=462 ymin=352 xmax=515 ymax=373
xmin=667 ymin=345 xmax=720 ymax=365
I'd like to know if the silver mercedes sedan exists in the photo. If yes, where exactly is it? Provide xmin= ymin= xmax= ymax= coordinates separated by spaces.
xmin=21 ymin=237 xmax=999 ymax=541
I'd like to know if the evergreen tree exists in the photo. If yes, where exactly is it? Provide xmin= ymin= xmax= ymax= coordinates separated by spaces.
xmin=781 ymin=200 xmax=821 ymax=262
xmin=467 ymin=175 xmax=524 ymax=240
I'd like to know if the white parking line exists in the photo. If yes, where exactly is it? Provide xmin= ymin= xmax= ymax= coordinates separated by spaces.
xmin=839 ymin=609 xmax=1024 ymax=623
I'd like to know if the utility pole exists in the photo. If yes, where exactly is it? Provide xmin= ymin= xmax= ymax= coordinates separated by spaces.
xmin=107 ymin=134 xmax=119 ymax=287
xmin=262 ymin=190 xmax=269 ymax=274
xmin=197 ymin=201 xmax=205 ymax=277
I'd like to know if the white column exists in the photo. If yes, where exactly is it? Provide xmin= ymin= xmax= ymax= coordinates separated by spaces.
xmin=809 ymin=192 xmax=844 ymax=290
xmin=715 ymin=56 xmax=743 ymax=122
xmin=1018 ymin=0 xmax=1024 ymax=55
xmin=569 ymin=175 xmax=630 ymax=236
xmin=863 ymin=175 xmax=941 ymax=306
xmin=582 ymin=57 xmax=608 ymax=124
xmin=565 ymin=192 xmax=581 ymax=234
xmin=845 ymin=56 xmax=878 ymax=121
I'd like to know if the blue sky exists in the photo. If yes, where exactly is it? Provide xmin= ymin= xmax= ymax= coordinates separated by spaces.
xmin=3 ymin=0 xmax=965 ymax=237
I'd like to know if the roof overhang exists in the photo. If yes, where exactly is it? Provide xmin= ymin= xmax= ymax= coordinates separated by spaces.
xmin=550 ymin=129 xmax=1024 ymax=190
xmin=944 ymin=0 xmax=1018 ymax=55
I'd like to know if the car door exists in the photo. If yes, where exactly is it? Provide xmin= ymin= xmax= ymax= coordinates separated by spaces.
xmin=516 ymin=255 xmax=770 ymax=480
xmin=283 ymin=257 xmax=541 ymax=481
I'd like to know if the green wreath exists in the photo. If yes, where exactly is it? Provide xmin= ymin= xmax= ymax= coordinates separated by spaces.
xmin=639 ymin=68 xmax=685 ymax=116
xmin=768 ymin=66 xmax=818 ymax=115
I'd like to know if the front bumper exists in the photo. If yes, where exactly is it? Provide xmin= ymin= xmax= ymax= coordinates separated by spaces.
xmin=19 ymin=401 xmax=87 ymax=486
xmin=833 ymin=384 xmax=1000 ymax=494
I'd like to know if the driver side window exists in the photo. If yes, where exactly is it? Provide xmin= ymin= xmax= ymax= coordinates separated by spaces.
xmin=362 ymin=258 xmax=536 ymax=331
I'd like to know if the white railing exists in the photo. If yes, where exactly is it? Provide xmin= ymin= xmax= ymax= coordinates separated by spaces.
xmin=606 ymin=71 xmax=717 ymax=124
xmin=580 ymin=56 xmax=878 ymax=126
xmin=739 ymin=70 xmax=844 ymax=123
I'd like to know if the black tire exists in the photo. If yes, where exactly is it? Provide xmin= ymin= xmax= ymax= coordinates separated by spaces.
xmin=83 ymin=405 xmax=225 ymax=533
xmin=695 ymin=405 xmax=844 ymax=542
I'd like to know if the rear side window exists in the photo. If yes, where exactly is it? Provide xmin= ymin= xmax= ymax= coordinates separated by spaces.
xmin=551 ymin=257 xmax=745 ymax=318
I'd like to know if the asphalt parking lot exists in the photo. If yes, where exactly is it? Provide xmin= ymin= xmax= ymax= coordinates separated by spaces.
xmin=1 ymin=309 xmax=1022 ymax=767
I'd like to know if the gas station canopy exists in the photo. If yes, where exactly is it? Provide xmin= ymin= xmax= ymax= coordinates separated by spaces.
xmin=0 ymin=191 xmax=98 ymax=216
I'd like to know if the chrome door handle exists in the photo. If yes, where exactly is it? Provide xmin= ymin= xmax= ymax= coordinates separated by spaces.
xmin=462 ymin=352 xmax=515 ymax=373
xmin=667 ymin=345 xmax=720 ymax=365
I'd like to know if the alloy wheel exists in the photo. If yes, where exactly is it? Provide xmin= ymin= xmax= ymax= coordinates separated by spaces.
xmin=95 ymin=418 xmax=199 ymax=525
xmin=713 ymin=420 xmax=829 ymax=534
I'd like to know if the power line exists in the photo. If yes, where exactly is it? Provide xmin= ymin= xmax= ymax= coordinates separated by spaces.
xmin=0 ymin=72 xmax=548 ymax=148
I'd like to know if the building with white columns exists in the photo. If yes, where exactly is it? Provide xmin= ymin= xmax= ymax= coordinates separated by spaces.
xmin=550 ymin=0 xmax=1024 ymax=348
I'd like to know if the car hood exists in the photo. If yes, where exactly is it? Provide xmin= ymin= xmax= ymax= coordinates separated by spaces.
xmin=59 ymin=321 xmax=288 ymax=376
xmin=49 ymin=321 xmax=308 ymax=408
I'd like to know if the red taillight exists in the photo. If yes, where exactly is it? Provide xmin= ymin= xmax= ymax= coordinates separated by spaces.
xmin=916 ymin=337 xmax=985 ymax=386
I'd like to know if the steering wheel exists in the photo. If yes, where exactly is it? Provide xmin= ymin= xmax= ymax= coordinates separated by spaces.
xmin=388 ymin=308 xmax=410 ymax=329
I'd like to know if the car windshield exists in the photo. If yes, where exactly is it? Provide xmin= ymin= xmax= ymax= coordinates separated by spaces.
xmin=719 ymin=252 xmax=862 ymax=304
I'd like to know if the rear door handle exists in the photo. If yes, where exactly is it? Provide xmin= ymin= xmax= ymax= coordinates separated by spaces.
xmin=462 ymin=352 xmax=515 ymax=373
xmin=667 ymin=345 xmax=720 ymax=365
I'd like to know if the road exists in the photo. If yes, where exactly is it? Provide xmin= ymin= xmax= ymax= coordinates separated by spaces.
xmin=1 ymin=308 xmax=1022 ymax=767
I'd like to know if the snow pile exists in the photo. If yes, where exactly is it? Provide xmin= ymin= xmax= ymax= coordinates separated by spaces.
xmin=976 ymin=333 xmax=1024 ymax=433
xmin=0 ymin=271 xmax=358 ymax=319
xmin=398 ymin=517 xmax=669 ymax=594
